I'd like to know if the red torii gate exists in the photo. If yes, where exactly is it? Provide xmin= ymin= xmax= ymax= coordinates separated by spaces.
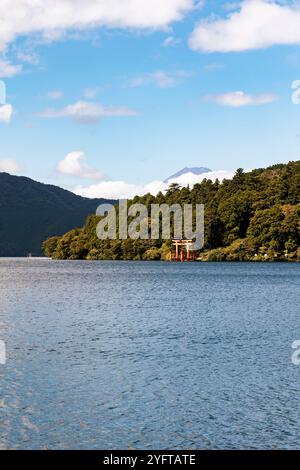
xmin=171 ymin=239 xmax=196 ymax=262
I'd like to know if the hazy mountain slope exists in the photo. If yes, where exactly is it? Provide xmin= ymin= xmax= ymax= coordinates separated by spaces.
xmin=0 ymin=172 xmax=114 ymax=256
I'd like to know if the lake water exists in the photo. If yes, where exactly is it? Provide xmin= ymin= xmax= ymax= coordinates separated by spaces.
xmin=0 ymin=259 xmax=299 ymax=450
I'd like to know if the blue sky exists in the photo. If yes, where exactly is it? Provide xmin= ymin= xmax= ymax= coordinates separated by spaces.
xmin=0 ymin=0 xmax=300 ymax=198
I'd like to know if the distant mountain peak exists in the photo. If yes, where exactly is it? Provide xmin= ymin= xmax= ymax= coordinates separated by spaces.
xmin=164 ymin=167 xmax=211 ymax=183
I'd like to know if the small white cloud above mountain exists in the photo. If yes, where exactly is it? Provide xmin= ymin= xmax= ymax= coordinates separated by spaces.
xmin=57 ymin=151 xmax=104 ymax=180
xmin=74 ymin=180 xmax=166 ymax=200
xmin=0 ymin=158 xmax=19 ymax=174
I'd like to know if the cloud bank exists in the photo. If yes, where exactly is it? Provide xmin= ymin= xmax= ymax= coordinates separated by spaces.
xmin=190 ymin=0 xmax=300 ymax=52
xmin=1 ymin=1 xmax=298 ymax=60
xmin=0 ymin=0 xmax=196 ymax=52
xmin=73 ymin=170 xmax=235 ymax=199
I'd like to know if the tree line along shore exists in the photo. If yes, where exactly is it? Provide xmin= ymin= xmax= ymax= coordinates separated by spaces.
xmin=43 ymin=161 xmax=300 ymax=262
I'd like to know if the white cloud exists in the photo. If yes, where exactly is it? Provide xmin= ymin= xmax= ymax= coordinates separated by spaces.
xmin=189 ymin=0 xmax=300 ymax=53
xmin=0 ymin=104 xmax=13 ymax=123
xmin=0 ymin=59 xmax=22 ymax=78
xmin=47 ymin=90 xmax=64 ymax=100
xmin=203 ymin=90 xmax=278 ymax=107
xmin=73 ymin=170 xmax=235 ymax=199
xmin=37 ymin=100 xmax=138 ymax=124
xmin=131 ymin=70 xmax=193 ymax=88
xmin=16 ymin=51 xmax=40 ymax=65
xmin=0 ymin=0 xmax=196 ymax=52
xmin=57 ymin=151 xmax=104 ymax=180
xmin=74 ymin=180 xmax=166 ymax=200
xmin=0 ymin=158 xmax=19 ymax=174
xmin=163 ymin=35 xmax=181 ymax=46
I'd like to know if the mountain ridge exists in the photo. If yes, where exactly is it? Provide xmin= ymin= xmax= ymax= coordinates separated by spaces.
xmin=0 ymin=172 xmax=114 ymax=256
xmin=164 ymin=167 xmax=212 ymax=183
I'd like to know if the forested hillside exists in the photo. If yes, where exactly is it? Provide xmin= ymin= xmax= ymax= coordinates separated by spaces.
xmin=43 ymin=161 xmax=300 ymax=261
xmin=0 ymin=172 xmax=113 ymax=256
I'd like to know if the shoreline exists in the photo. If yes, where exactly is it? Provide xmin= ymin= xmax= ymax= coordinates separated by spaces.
xmin=0 ymin=257 xmax=298 ymax=263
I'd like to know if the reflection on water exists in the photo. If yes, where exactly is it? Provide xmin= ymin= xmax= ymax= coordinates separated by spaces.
xmin=0 ymin=259 xmax=299 ymax=449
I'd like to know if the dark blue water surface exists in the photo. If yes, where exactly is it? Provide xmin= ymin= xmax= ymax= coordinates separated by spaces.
xmin=0 ymin=259 xmax=299 ymax=449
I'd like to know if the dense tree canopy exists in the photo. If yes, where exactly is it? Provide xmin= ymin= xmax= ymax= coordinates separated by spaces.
xmin=43 ymin=161 xmax=300 ymax=261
